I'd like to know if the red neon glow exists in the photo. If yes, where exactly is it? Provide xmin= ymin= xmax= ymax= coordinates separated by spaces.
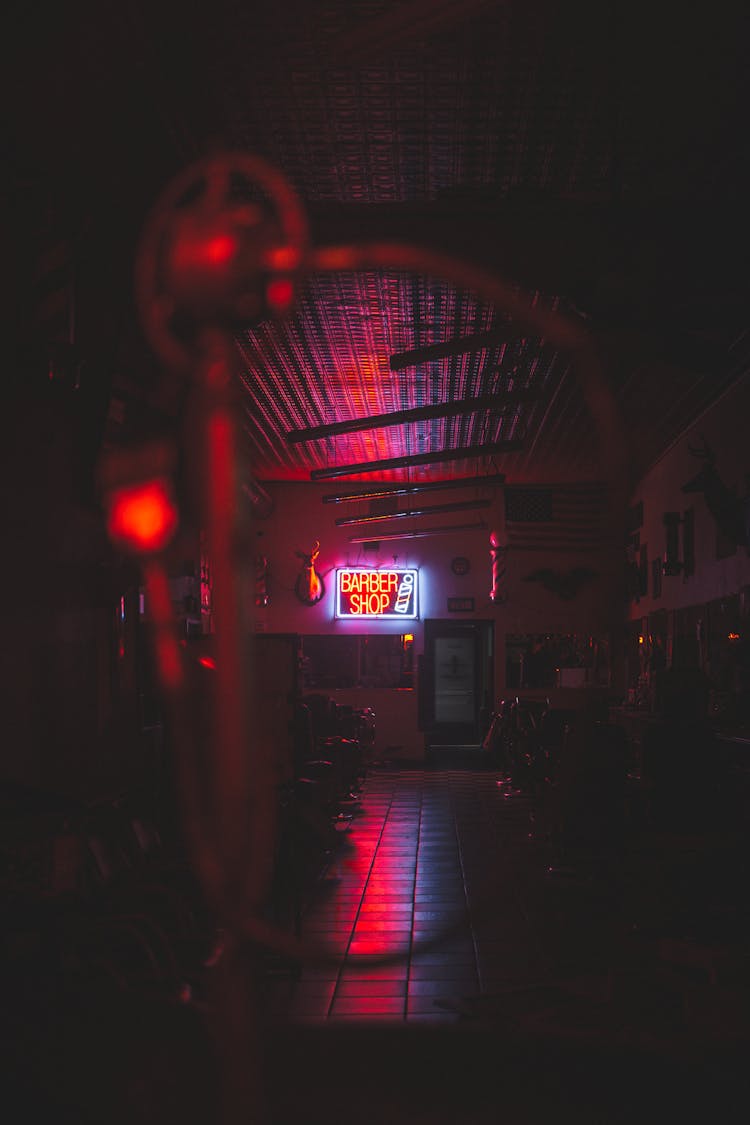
xmin=199 ymin=656 xmax=217 ymax=669
xmin=265 ymin=245 xmax=301 ymax=271
xmin=107 ymin=479 xmax=178 ymax=554
xmin=155 ymin=633 xmax=182 ymax=689
xmin=173 ymin=229 xmax=238 ymax=271
xmin=204 ymin=233 xmax=236 ymax=264
xmin=143 ymin=562 xmax=183 ymax=691
xmin=265 ymin=276 xmax=294 ymax=311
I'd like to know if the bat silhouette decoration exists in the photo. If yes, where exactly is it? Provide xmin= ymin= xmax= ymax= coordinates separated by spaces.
xmin=682 ymin=438 xmax=749 ymax=550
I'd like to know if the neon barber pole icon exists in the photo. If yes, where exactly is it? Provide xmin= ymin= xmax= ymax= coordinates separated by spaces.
xmin=394 ymin=571 xmax=415 ymax=614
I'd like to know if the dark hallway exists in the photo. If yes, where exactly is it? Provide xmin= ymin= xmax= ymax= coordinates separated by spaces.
xmin=3 ymin=3 xmax=750 ymax=1122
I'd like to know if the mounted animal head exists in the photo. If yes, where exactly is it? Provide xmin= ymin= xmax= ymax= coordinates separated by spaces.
xmin=682 ymin=438 xmax=719 ymax=495
xmin=294 ymin=539 xmax=325 ymax=605
xmin=682 ymin=438 xmax=748 ymax=548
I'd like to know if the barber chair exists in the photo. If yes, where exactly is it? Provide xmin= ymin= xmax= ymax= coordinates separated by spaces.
xmin=302 ymin=694 xmax=364 ymax=800
xmin=546 ymin=719 xmax=629 ymax=879
xmin=505 ymin=697 xmax=549 ymax=794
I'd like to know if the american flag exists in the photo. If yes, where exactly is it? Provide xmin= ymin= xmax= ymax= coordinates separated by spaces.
xmin=504 ymin=485 xmax=608 ymax=552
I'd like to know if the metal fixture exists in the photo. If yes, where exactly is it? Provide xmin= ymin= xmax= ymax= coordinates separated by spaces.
xmin=349 ymin=520 xmax=488 ymax=544
xmin=334 ymin=498 xmax=491 ymax=526
xmin=389 ymin=329 xmax=521 ymax=370
xmin=322 ymin=472 xmax=506 ymax=504
xmin=286 ymin=393 xmax=535 ymax=444
xmin=310 ymin=439 xmax=524 ymax=480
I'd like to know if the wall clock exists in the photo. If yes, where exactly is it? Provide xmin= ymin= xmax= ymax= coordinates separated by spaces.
xmin=451 ymin=556 xmax=471 ymax=576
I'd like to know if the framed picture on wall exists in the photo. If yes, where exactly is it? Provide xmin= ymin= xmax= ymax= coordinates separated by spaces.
xmin=682 ymin=508 xmax=695 ymax=577
xmin=639 ymin=544 xmax=648 ymax=597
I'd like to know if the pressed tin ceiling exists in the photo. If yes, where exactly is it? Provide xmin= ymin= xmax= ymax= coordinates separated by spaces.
xmin=6 ymin=1 xmax=750 ymax=488
xmin=235 ymin=272 xmax=574 ymax=483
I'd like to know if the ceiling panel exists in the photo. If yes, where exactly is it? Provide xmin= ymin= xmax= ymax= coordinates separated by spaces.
xmin=235 ymin=271 xmax=578 ymax=482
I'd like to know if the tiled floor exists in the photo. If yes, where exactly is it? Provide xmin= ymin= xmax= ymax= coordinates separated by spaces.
xmin=263 ymin=762 xmax=749 ymax=1045
xmin=264 ymin=767 xmax=555 ymax=1023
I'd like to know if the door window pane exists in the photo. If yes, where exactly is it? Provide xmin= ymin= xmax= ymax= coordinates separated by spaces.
xmin=434 ymin=636 xmax=475 ymax=723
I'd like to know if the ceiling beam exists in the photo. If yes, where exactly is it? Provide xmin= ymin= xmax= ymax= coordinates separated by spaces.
xmin=286 ymin=393 xmax=535 ymax=443
xmin=322 ymin=471 xmax=506 ymax=503
xmin=334 ymin=498 xmax=491 ymax=526
xmin=349 ymin=520 xmax=488 ymax=544
xmin=389 ymin=330 xmax=521 ymax=370
xmin=309 ymin=439 xmax=523 ymax=480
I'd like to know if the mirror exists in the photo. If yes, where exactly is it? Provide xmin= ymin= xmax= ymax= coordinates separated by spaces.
xmin=505 ymin=632 xmax=609 ymax=690
xmin=301 ymin=634 xmax=414 ymax=690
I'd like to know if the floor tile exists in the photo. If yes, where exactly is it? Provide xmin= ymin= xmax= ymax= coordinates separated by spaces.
xmin=339 ymin=963 xmax=409 ymax=980
xmin=330 ymin=996 xmax=406 ymax=1016
xmin=405 ymin=1013 xmax=460 ymax=1024
xmin=408 ymin=964 xmax=480 ymax=981
xmin=414 ymin=894 xmax=466 ymax=905
xmin=348 ymin=941 xmax=411 ymax=956
xmin=359 ymin=903 xmax=413 ymax=913
xmin=408 ymin=978 xmax=477 ymax=996
xmin=335 ymin=979 xmax=407 ymax=997
xmin=410 ymin=952 xmax=476 ymax=966
xmin=327 ymin=1013 xmax=404 ymax=1023
xmin=406 ymin=996 xmax=454 ymax=1014
xmin=353 ymin=927 xmax=412 ymax=939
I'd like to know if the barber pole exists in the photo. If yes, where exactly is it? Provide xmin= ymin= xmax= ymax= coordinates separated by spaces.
xmin=254 ymin=554 xmax=270 ymax=607
xmin=489 ymin=532 xmax=507 ymax=604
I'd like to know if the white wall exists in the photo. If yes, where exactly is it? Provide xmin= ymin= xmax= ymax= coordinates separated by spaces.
xmin=251 ymin=480 xmax=502 ymax=637
xmin=249 ymin=479 xmax=614 ymax=725
xmin=628 ymin=373 xmax=750 ymax=618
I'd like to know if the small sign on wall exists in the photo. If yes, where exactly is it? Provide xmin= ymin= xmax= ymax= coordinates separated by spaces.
xmin=447 ymin=596 xmax=475 ymax=612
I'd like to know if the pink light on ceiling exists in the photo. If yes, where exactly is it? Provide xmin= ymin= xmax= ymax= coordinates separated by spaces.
xmin=235 ymin=270 xmax=557 ymax=482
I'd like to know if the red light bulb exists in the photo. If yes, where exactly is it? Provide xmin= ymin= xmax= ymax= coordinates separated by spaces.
xmin=265 ymin=276 xmax=294 ymax=313
xmin=172 ymin=226 xmax=238 ymax=273
xmin=107 ymin=478 xmax=179 ymax=554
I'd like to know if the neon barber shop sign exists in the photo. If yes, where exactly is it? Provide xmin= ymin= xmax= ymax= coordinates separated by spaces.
xmin=335 ymin=568 xmax=418 ymax=619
